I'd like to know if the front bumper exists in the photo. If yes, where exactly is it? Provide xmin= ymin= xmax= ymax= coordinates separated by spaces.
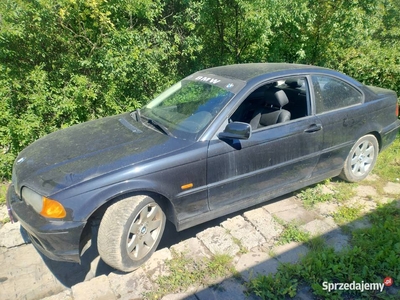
xmin=6 ymin=184 xmax=86 ymax=263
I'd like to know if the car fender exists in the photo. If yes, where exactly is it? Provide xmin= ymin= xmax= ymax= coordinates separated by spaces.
xmin=63 ymin=178 xmax=175 ymax=222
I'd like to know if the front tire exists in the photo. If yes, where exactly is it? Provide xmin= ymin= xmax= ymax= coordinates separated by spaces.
xmin=339 ymin=134 xmax=379 ymax=182
xmin=98 ymin=195 xmax=166 ymax=272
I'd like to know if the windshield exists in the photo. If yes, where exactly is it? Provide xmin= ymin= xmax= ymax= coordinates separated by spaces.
xmin=140 ymin=79 xmax=236 ymax=140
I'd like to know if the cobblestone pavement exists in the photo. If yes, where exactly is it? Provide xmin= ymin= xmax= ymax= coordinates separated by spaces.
xmin=1 ymin=178 xmax=399 ymax=300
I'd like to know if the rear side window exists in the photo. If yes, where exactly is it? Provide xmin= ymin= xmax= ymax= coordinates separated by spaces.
xmin=312 ymin=75 xmax=362 ymax=113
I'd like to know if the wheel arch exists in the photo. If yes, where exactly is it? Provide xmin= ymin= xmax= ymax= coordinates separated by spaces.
xmin=78 ymin=184 xmax=178 ymax=257
xmin=367 ymin=131 xmax=382 ymax=151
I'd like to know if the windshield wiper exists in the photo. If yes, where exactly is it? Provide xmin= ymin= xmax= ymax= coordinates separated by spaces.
xmin=130 ymin=109 xmax=141 ymax=122
xmin=141 ymin=116 xmax=173 ymax=137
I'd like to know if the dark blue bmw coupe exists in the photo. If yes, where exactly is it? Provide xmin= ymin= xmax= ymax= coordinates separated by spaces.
xmin=7 ymin=63 xmax=400 ymax=271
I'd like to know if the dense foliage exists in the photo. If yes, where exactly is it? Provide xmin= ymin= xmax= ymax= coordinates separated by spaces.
xmin=1 ymin=0 xmax=400 ymax=179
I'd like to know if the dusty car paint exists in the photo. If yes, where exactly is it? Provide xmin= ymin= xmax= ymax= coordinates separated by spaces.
xmin=7 ymin=63 xmax=400 ymax=264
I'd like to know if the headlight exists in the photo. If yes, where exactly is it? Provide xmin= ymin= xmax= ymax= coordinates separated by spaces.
xmin=22 ymin=188 xmax=43 ymax=213
xmin=21 ymin=187 xmax=66 ymax=218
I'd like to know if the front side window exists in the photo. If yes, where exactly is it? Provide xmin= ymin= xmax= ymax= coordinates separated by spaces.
xmin=141 ymin=78 xmax=237 ymax=140
xmin=230 ymin=76 xmax=310 ymax=130
xmin=312 ymin=75 xmax=362 ymax=113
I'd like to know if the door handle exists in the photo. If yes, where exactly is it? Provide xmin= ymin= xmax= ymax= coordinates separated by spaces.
xmin=304 ymin=124 xmax=322 ymax=133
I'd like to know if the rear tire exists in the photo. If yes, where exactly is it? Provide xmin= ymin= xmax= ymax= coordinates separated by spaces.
xmin=98 ymin=195 xmax=166 ymax=272
xmin=339 ymin=134 xmax=379 ymax=182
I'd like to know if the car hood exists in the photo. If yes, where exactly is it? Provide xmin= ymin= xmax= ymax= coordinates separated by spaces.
xmin=13 ymin=113 xmax=192 ymax=196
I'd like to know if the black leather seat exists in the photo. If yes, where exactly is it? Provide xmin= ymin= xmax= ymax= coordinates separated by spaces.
xmin=250 ymin=88 xmax=291 ymax=129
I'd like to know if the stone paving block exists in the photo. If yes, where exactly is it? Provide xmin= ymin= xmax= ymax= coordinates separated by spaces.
xmin=170 ymin=237 xmax=211 ymax=259
xmin=244 ymin=207 xmax=284 ymax=242
xmin=383 ymin=182 xmax=400 ymax=195
xmin=72 ymin=274 xmax=116 ymax=300
xmin=0 ymin=222 xmax=30 ymax=248
xmin=108 ymin=268 xmax=154 ymax=300
xmin=235 ymin=252 xmax=279 ymax=281
xmin=142 ymin=247 xmax=172 ymax=281
xmin=272 ymin=242 xmax=309 ymax=264
xmin=195 ymin=277 xmax=256 ymax=300
xmin=0 ymin=205 xmax=8 ymax=222
xmin=324 ymin=229 xmax=350 ymax=252
xmin=0 ymin=244 xmax=67 ymax=300
xmin=347 ymin=218 xmax=372 ymax=230
xmin=221 ymin=215 xmax=266 ymax=251
xmin=262 ymin=196 xmax=299 ymax=213
xmin=348 ymin=197 xmax=377 ymax=213
xmin=42 ymin=290 xmax=73 ymax=300
xmin=355 ymin=185 xmax=378 ymax=198
xmin=365 ymin=174 xmax=380 ymax=181
xmin=315 ymin=202 xmax=340 ymax=216
xmin=300 ymin=219 xmax=335 ymax=236
xmin=273 ymin=205 xmax=318 ymax=225
xmin=161 ymin=292 xmax=198 ymax=300
xmin=196 ymin=226 xmax=240 ymax=256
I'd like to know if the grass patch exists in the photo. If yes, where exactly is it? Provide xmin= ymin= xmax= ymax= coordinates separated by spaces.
xmin=0 ymin=183 xmax=9 ymax=206
xmin=332 ymin=205 xmax=363 ymax=225
xmin=373 ymin=134 xmax=400 ymax=182
xmin=297 ymin=183 xmax=334 ymax=209
xmin=246 ymin=201 xmax=400 ymax=299
xmin=277 ymin=221 xmax=311 ymax=245
xmin=146 ymin=251 xmax=234 ymax=299
xmin=297 ymin=179 xmax=356 ymax=209
xmin=330 ymin=180 xmax=357 ymax=202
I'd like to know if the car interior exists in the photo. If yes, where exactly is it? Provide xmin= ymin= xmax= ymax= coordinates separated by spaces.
xmin=230 ymin=77 xmax=309 ymax=130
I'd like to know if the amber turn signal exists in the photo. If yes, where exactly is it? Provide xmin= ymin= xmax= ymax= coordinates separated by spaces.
xmin=181 ymin=183 xmax=194 ymax=190
xmin=40 ymin=197 xmax=67 ymax=218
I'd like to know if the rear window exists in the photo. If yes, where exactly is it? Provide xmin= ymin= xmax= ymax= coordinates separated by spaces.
xmin=312 ymin=75 xmax=362 ymax=113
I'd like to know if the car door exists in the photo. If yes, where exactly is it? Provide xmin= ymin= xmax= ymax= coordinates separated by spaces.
xmin=309 ymin=75 xmax=365 ymax=177
xmin=206 ymin=77 xmax=323 ymax=210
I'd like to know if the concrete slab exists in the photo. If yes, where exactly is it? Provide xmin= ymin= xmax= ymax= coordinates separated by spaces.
xmin=0 ymin=205 xmax=8 ymax=223
xmin=162 ymin=292 xmax=198 ymax=300
xmin=142 ymin=247 xmax=172 ymax=281
xmin=365 ymin=174 xmax=380 ymax=181
xmin=108 ymin=268 xmax=154 ymax=300
xmin=221 ymin=216 xmax=266 ymax=251
xmin=383 ymin=182 xmax=400 ymax=195
xmin=348 ymin=196 xmax=377 ymax=210
xmin=355 ymin=185 xmax=378 ymax=198
xmin=273 ymin=205 xmax=318 ymax=225
xmin=300 ymin=219 xmax=335 ymax=236
xmin=0 ymin=244 xmax=68 ymax=300
xmin=272 ymin=242 xmax=309 ymax=264
xmin=244 ymin=207 xmax=284 ymax=242
xmin=315 ymin=202 xmax=340 ymax=216
xmin=235 ymin=252 xmax=278 ymax=281
xmin=170 ymin=237 xmax=211 ymax=259
xmin=262 ymin=196 xmax=299 ymax=213
xmin=196 ymin=226 xmax=240 ymax=257
xmin=71 ymin=274 xmax=116 ymax=300
xmin=0 ymin=222 xmax=30 ymax=248
xmin=195 ymin=277 xmax=252 ymax=300
xmin=324 ymin=229 xmax=350 ymax=252
xmin=347 ymin=217 xmax=372 ymax=230
xmin=42 ymin=290 xmax=73 ymax=300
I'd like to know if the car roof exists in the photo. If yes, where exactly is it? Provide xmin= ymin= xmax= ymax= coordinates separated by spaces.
xmin=199 ymin=63 xmax=327 ymax=82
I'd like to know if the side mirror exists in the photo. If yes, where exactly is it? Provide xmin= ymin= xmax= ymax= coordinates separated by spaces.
xmin=218 ymin=122 xmax=252 ymax=140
